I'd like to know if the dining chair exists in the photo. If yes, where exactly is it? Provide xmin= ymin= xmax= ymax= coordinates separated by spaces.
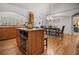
xmin=40 ymin=26 xmax=44 ymax=28
xmin=58 ymin=25 xmax=65 ymax=38
xmin=45 ymin=28 xmax=50 ymax=35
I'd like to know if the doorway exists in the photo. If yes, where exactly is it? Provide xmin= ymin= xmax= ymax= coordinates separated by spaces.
xmin=72 ymin=13 xmax=79 ymax=35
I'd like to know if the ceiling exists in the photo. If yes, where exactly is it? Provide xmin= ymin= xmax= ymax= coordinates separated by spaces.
xmin=9 ymin=3 xmax=79 ymax=15
xmin=9 ymin=3 xmax=50 ymax=9
xmin=0 ymin=3 xmax=79 ymax=17
xmin=9 ymin=3 xmax=79 ymax=10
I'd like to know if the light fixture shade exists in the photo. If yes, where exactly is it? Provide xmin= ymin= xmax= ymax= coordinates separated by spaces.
xmin=50 ymin=16 xmax=53 ymax=20
xmin=46 ymin=16 xmax=50 ymax=20
xmin=46 ymin=16 xmax=53 ymax=21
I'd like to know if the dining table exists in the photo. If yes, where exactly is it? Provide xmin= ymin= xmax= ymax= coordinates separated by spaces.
xmin=45 ymin=27 xmax=60 ymax=36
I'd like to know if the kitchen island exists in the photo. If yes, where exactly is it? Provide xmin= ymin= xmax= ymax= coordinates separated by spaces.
xmin=16 ymin=28 xmax=45 ymax=55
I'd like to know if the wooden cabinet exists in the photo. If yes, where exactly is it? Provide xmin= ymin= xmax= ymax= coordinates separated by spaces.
xmin=0 ymin=27 xmax=16 ymax=40
xmin=16 ymin=28 xmax=44 ymax=55
xmin=28 ymin=31 xmax=44 ymax=54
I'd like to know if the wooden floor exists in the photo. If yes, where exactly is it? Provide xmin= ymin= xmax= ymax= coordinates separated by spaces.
xmin=43 ymin=34 xmax=78 ymax=55
xmin=0 ymin=34 xmax=79 ymax=55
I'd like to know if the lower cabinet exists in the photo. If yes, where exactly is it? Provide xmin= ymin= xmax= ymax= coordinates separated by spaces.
xmin=0 ymin=27 xmax=16 ymax=40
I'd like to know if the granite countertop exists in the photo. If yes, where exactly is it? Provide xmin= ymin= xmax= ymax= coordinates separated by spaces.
xmin=18 ymin=28 xmax=44 ymax=31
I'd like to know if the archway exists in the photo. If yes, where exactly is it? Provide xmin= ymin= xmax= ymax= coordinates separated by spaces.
xmin=72 ymin=13 xmax=79 ymax=34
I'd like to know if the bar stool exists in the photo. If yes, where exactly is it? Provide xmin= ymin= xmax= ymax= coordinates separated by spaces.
xmin=44 ymin=38 xmax=48 ymax=48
